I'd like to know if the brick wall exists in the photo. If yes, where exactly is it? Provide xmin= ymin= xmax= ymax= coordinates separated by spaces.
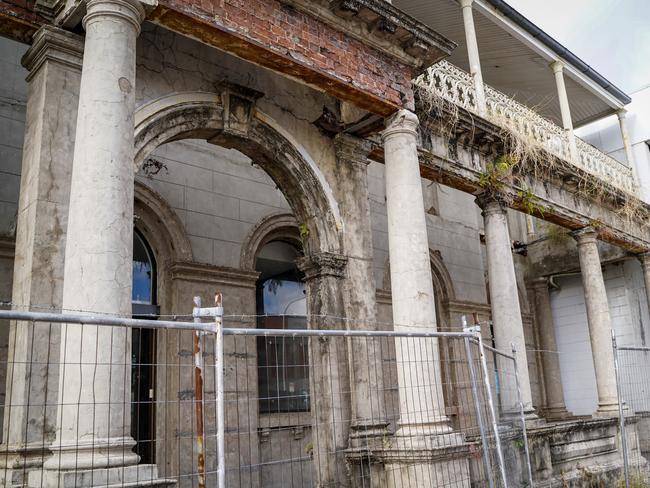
xmin=149 ymin=0 xmax=414 ymax=115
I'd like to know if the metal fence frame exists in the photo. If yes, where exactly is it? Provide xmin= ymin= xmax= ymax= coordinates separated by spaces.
xmin=0 ymin=307 xmax=534 ymax=488
xmin=612 ymin=332 xmax=650 ymax=488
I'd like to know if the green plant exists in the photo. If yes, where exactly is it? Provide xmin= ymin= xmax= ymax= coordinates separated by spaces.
xmin=479 ymin=154 xmax=518 ymax=193
xmin=517 ymin=187 xmax=545 ymax=217
xmin=544 ymin=223 xmax=570 ymax=246
xmin=616 ymin=474 xmax=650 ymax=488
xmin=298 ymin=223 xmax=310 ymax=253
xmin=589 ymin=218 xmax=603 ymax=230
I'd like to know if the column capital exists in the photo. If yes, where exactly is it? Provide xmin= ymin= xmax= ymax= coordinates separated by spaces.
xmin=550 ymin=60 xmax=565 ymax=74
xmin=83 ymin=0 xmax=151 ymax=33
xmin=475 ymin=191 xmax=509 ymax=217
xmin=333 ymin=133 xmax=372 ymax=166
xmin=22 ymin=26 xmax=84 ymax=80
xmin=528 ymin=277 xmax=550 ymax=292
xmin=637 ymin=252 xmax=650 ymax=266
xmin=617 ymin=108 xmax=628 ymax=120
xmin=382 ymin=109 xmax=419 ymax=141
xmin=459 ymin=0 xmax=474 ymax=8
xmin=570 ymin=226 xmax=598 ymax=245
xmin=297 ymin=252 xmax=348 ymax=281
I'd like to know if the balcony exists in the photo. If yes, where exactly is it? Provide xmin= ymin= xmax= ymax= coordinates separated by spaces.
xmin=415 ymin=61 xmax=637 ymax=195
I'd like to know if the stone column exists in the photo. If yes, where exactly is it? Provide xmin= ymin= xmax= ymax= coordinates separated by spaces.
xmin=298 ymin=253 xmax=351 ymax=488
xmin=333 ymin=134 xmax=388 ymax=485
xmin=39 ymin=0 xmax=160 ymax=485
xmin=571 ymin=226 xmax=619 ymax=416
xmin=617 ymin=109 xmax=636 ymax=167
xmin=530 ymin=278 xmax=570 ymax=420
xmin=382 ymin=110 xmax=469 ymax=488
xmin=477 ymin=193 xmax=534 ymax=414
xmin=0 ymin=26 xmax=83 ymax=486
xmin=459 ymin=0 xmax=487 ymax=115
xmin=551 ymin=61 xmax=578 ymax=162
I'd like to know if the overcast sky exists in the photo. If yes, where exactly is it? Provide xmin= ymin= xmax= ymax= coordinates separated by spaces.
xmin=507 ymin=0 xmax=650 ymax=94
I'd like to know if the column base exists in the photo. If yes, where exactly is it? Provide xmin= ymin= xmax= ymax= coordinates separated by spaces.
xmin=0 ymin=442 xmax=51 ymax=487
xmin=28 ymin=464 xmax=175 ymax=488
xmin=594 ymin=401 xmax=620 ymax=418
xmin=541 ymin=405 xmax=573 ymax=421
xmin=382 ymin=431 xmax=471 ymax=488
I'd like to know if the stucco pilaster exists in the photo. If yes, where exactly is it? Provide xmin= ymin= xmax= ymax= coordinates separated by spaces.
xmin=476 ymin=192 xmax=535 ymax=415
xmin=530 ymin=277 xmax=571 ymax=420
xmin=297 ymin=252 xmax=351 ymax=488
xmin=639 ymin=253 xmax=650 ymax=325
xmin=333 ymin=133 xmax=389 ymax=483
xmin=0 ymin=25 xmax=83 ymax=487
xmin=570 ymin=226 xmax=618 ymax=416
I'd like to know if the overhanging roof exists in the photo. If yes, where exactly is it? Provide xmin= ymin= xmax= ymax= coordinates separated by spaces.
xmin=394 ymin=0 xmax=631 ymax=127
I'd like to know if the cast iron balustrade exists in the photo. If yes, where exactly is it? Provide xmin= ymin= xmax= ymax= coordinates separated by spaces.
xmin=416 ymin=60 xmax=637 ymax=195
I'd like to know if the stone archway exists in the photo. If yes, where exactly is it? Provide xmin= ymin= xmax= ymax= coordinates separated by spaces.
xmin=239 ymin=212 xmax=301 ymax=271
xmin=133 ymin=89 xmax=348 ymax=487
xmin=134 ymin=89 xmax=342 ymax=256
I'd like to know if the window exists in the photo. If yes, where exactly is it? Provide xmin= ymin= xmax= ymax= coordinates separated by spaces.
xmin=131 ymin=229 xmax=157 ymax=464
xmin=133 ymin=230 xmax=155 ymax=309
xmin=255 ymin=240 xmax=309 ymax=413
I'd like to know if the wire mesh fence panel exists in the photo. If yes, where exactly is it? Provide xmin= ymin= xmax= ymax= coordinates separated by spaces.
xmin=0 ymin=311 xmax=223 ymax=488
xmin=612 ymin=343 xmax=650 ymax=487
xmin=0 ymin=309 xmax=533 ymax=488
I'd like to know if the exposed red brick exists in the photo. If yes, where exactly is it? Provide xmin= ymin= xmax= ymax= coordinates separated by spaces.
xmin=149 ymin=0 xmax=413 ymax=115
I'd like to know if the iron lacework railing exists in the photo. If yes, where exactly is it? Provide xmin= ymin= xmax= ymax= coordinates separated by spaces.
xmin=415 ymin=60 xmax=637 ymax=195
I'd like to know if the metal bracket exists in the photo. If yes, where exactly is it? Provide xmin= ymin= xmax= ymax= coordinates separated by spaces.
xmin=463 ymin=325 xmax=481 ymax=334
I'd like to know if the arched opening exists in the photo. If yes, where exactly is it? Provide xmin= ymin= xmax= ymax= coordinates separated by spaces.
xmin=131 ymin=229 xmax=158 ymax=465
xmin=255 ymin=239 xmax=309 ymax=413
xmin=133 ymin=91 xmax=344 ymax=485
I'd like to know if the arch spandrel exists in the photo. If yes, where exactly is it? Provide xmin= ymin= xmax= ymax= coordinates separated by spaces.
xmin=134 ymin=91 xmax=342 ymax=256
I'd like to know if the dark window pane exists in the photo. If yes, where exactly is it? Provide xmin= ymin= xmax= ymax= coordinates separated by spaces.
xmin=255 ymin=240 xmax=309 ymax=413
xmin=133 ymin=232 xmax=153 ymax=304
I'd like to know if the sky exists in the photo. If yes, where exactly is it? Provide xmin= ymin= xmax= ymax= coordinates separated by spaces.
xmin=507 ymin=0 xmax=650 ymax=94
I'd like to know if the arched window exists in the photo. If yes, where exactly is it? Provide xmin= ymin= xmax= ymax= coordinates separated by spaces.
xmin=255 ymin=240 xmax=309 ymax=413
xmin=132 ymin=230 xmax=156 ymax=314
xmin=131 ymin=229 xmax=157 ymax=464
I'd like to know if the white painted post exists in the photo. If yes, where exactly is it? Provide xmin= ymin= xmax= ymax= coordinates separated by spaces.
xmin=551 ymin=61 xmax=578 ymax=162
xmin=618 ymin=109 xmax=636 ymax=168
xmin=460 ymin=0 xmax=487 ymax=115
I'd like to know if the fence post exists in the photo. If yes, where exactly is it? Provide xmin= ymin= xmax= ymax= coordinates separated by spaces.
xmin=472 ymin=324 xmax=509 ymax=487
xmin=462 ymin=316 xmax=495 ymax=488
xmin=511 ymin=343 xmax=534 ymax=487
xmin=612 ymin=331 xmax=629 ymax=488
xmin=214 ymin=293 xmax=226 ymax=488
xmin=192 ymin=296 xmax=207 ymax=488
xmin=194 ymin=293 xmax=226 ymax=488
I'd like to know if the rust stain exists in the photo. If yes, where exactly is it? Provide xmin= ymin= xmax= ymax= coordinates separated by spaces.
xmin=0 ymin=0 xmax=43 ymax=44
xmin=193 ymin=329 xmax=206 ymax=488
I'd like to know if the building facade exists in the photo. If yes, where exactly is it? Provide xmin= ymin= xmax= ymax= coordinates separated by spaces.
xmin=0 ymin=0 xmax=648 ymax=486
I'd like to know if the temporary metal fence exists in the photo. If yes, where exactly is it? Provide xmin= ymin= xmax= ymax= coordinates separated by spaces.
xmin=612 ymin=333 xmax=650 ymax=488
xmin=0 ymin=305 xmax=532 ymax=488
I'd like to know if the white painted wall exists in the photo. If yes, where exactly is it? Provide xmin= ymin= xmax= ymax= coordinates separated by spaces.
xmin=577 ymin=86 xmax=650 ymax=204
xmin=550 ymin=260 xmax=650 ymax=415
